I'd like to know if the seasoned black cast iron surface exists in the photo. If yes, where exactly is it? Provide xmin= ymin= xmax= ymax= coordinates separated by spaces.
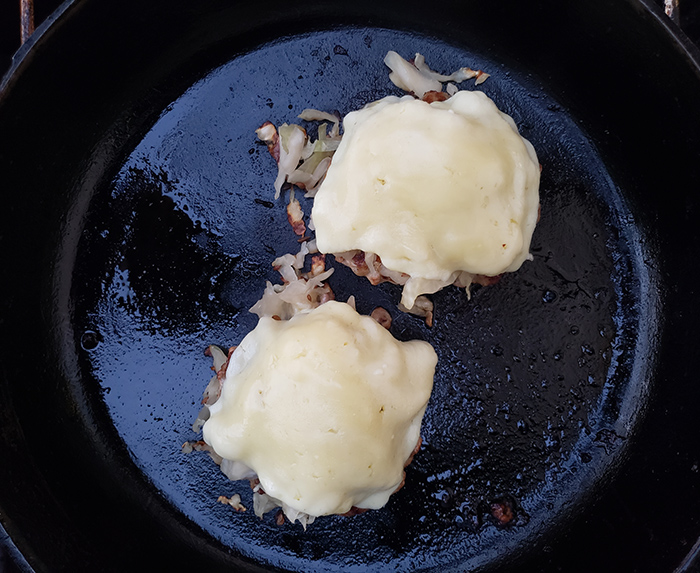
xmin=1 ymin=1 xmax=699 ymax=572
xmin=70 ymin=28 xmax=653 ymax=572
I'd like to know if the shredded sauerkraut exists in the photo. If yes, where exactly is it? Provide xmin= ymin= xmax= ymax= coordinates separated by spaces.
xmin=187 ymin=237 xmax=423 ymax=528
xmin=185 ymin=240 xmax=334 ymax=527
xmin=185 ymin=240 xmax=434 ymax=528
xmin=186 ymin=50 xmax=528 ymax=529
xmin=256 ymin=51 xmax=504 ymax=323
xmin=249 ymin=243 xmax=334 ymax=321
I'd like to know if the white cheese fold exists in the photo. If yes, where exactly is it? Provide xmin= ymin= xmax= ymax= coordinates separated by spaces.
xmin=311 ymin=91 xmax=540 ymax=308
xmin=203 ymin=301 xmax=437 ymax=517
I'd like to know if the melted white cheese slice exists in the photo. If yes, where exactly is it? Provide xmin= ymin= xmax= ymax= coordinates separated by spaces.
xmin=203 ymin=301 xmax=437 ymax=517
xmin=311 ymin=91 xmax=540 ymax=307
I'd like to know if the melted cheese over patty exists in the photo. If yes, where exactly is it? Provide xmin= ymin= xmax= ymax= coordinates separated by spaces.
xmin=311 ymin=91 xmax=540 ymax=307
xmin=203 ymin=301 xmax=437 ymax=517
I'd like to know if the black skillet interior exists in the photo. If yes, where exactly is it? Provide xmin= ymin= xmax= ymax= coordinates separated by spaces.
xmin=1 ymin=1 xmax=700 ymax=572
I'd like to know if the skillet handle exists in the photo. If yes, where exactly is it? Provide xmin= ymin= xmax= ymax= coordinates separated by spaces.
xmin=20 ymin=0 xmax=35 ymax=44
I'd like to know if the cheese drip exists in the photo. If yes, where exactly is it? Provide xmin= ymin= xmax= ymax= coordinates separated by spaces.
xmin=311 ymin=91 xmax=540 ymax=307
xmin=203 ymin=301 xmax=437 ymax=517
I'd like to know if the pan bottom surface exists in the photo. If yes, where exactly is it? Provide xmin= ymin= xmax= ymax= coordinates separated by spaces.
xmin=70 ymin=27 xmax=658 ymax=572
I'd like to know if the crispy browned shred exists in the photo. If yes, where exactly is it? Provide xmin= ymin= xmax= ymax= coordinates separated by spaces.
xmin=490 ymin=500 xmax=515 ymax=525
xmin=216 ymin=346 xmax=237 ymax=382
xmin=332 ymin=250 xmax=408 ymax=287
xmin=181 ymin=440 xmax=223 ymax=465
xmin=370 ymin=307 xmax=392 ymax=330
xmin=286 ymin=193 xmax=307 ymax=236
xmin=472 ymin=274 xmax=501 ymax=287
xmin=217 ymin=494 xmax=247 ymax=512
xmin=421 ymin=90 xmax=450 ymax=103
xmin=255 ymin=121 xmax=280 ymax=162
xmin=338 ymin=506 xmax=370 ymax=518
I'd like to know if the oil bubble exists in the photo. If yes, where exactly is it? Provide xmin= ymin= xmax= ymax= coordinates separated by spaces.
xmin=80 ymin=330 xmax=101 ymax=351
xmin=542 ymin=290 xmax=557 ymax=303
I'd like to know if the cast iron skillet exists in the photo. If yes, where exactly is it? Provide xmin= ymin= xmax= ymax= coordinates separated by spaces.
xmin=1 ymin=0 xmax=700 ymax=571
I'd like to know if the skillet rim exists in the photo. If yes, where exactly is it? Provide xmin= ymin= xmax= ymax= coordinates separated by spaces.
xmin=1 ymin=0 xmax=700 ymax=571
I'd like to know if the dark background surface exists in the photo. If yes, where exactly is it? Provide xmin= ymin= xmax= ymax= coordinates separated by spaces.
xmin=1 ymin=0 xmax=64 ymax=79
xmin=1 ymin=1 xmax=700 ymax=572
xmin=3 ymin=0 xmax=700 ymax=88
